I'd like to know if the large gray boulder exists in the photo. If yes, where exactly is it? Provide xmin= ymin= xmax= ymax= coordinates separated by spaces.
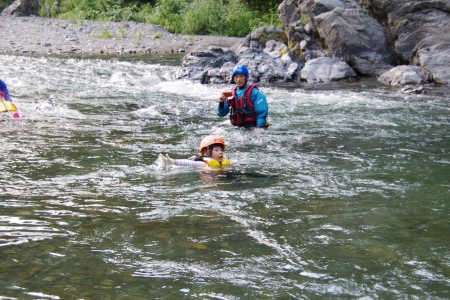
xmin=314 ymin=7 xmax=393 ymax=75
xmin=300 ymin=57 xmax=356 ymax=82
xmin=297 ymin=0 xmax=360 ymax=33
xmin=415 ymin=36 xmax=450 ymax=85
xmin=378 ymin=65 xmax=433 ymax=86
xmin=176 ymin=46 xmax=237 ymax=84
xmin=391 ymin=6 xmax=450 ymax=62
xmin=1 ymin=0 xmax=40 ymax=16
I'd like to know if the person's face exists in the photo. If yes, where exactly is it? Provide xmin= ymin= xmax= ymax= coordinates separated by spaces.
xmin=233 ymin=74 xmax=246 ymax=87
xmin=210 ymin=146 xmax=224 ymax=162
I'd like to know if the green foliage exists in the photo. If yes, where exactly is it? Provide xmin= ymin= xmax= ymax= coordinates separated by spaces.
xmin=143 ymin=0 xmax=189 ymax=33
xmin=183 ymin=0 xmax=226 ymax=35
xmin=301 ymin=13 xmax=309 ymax=26
xmin=239 ymin=0 xmax=283 ymax=11
xmin=0 ymin=0 xmax=12 ymax=12
xmin=132 ymin=3 xmax=153 ymax=23
xmin=224 ymin=0 xmax=258 ymax=36
xmin=36 ymin=0 xmax=284 ymax=37
xmin=255 ymin=1 xmax=282 ymax=29
xmin=182 ymin=0 xmax=281 ymax=36
xmin=57 ymin=0 xmax=138 ymax=21
xmin=96 ymin=27 xmax=113 ymax=38
xmin=135 ymin=32 xmax=145 ymax=40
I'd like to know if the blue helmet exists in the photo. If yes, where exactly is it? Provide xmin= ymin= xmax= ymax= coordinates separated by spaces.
xmin=230 ymin=65 xmax=248 ymax=84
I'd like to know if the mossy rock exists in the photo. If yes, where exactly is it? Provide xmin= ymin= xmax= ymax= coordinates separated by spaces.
xmin=251 ymin=26 xmax=288 ymax=46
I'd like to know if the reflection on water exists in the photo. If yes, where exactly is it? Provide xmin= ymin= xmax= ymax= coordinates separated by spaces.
xmin=1 ymin=54 xmax=449 ymax=299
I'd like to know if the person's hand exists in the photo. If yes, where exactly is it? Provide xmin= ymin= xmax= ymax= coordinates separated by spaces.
xmin=157 ymin=153 xmax=175 ymax=166
xmin=220 ymin=92 xmax=232 ymax=103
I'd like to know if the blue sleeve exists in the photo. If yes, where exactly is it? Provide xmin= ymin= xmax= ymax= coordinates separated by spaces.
xmin=251 ymin=89 xmax=268 ymax=128
xmin=0 ymin=80 xmax=12 ymax=101
xmin=216 ymin=101 xmax=230 ymax=117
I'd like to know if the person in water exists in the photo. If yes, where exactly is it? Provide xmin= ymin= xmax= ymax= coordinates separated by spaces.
xmin=0 ymin=80 xmax=12 ymax=101
xmin=217 ymin=65 xmax=269 ymax=128
xmin=158 ymin=135 xmax=231 ymax=169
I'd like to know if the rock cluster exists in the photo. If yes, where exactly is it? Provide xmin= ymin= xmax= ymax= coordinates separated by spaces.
xmin=1 ymin=0 xmax=40 ymax=17
xmin=176 ymin=0 xmax=450 ymax=88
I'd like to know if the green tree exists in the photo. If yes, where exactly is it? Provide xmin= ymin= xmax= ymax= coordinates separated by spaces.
xmin=183 ymin=0 xmax=226 ymax=35
xmin=143 ymin=0 xmax=190 ymax=33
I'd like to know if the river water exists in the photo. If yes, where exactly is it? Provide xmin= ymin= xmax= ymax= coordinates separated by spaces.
xmin=1 ymin=54 xmax=449 ymax=299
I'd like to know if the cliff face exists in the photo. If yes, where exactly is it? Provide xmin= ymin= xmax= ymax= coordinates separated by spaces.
xmin=279 ymin=0 xmax=450 ymax=85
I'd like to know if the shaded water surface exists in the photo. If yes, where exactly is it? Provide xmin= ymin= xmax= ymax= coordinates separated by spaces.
xmin=1 ymin=54 xmax=449 ymax=299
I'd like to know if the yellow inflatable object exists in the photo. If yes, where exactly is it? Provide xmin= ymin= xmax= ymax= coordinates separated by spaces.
xmin=203 ymin=157 xmax=231 ymax=169
xmin=0 ymin=100 xmax=17 ymax=113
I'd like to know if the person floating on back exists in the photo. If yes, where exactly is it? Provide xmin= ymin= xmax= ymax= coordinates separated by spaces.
xmin=217 ymin=65 xmax=269 ymax=128
xmin=158 ymin=135 xmax=231 ymax=169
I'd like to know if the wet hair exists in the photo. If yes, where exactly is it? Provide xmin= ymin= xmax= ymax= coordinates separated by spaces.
xmin=194 ymin=143 xmax=224 ymax=161
xmin=193 ymin=154 xmax=205 ymax=161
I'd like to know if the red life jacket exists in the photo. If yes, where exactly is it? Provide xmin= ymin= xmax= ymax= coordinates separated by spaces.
xmin=0 ymin=91 xmax=6 ymax=100
xmin=226 ymin=84 xmax=258 ymax=126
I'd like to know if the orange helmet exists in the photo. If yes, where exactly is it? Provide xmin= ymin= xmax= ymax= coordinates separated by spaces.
xmin=199 ymin=135 xmax=226 ymax=153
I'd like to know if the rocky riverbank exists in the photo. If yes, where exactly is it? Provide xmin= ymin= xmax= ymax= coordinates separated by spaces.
xmin=176 ymin=0 xmax=450 ymax=91
xmin=0 ymin=15 xmax=242 ymax=56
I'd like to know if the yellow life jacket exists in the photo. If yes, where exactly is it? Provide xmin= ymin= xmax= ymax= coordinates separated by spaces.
xmin=203 ymin=157 xmax=231 ymax=169
xmin=0 ymin=100 xmax=17 ymax=113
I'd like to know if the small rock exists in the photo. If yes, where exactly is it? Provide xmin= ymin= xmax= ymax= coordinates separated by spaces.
xmin=401 ymin=85 xmax=426 ymax=94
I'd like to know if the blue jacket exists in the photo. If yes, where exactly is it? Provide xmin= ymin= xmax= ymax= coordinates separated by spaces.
xmin=216 ymin=84 xmax=268 ymax=128
xmin=0 ymin=80 xmax=12 ymax=101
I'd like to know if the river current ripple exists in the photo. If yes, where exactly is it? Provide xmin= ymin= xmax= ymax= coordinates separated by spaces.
xmin=1 ymin=54 xmax=449 ymax=299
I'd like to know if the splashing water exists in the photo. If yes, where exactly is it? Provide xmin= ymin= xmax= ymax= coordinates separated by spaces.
xmin=1 ymin=54 xmax=449 ymax=299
